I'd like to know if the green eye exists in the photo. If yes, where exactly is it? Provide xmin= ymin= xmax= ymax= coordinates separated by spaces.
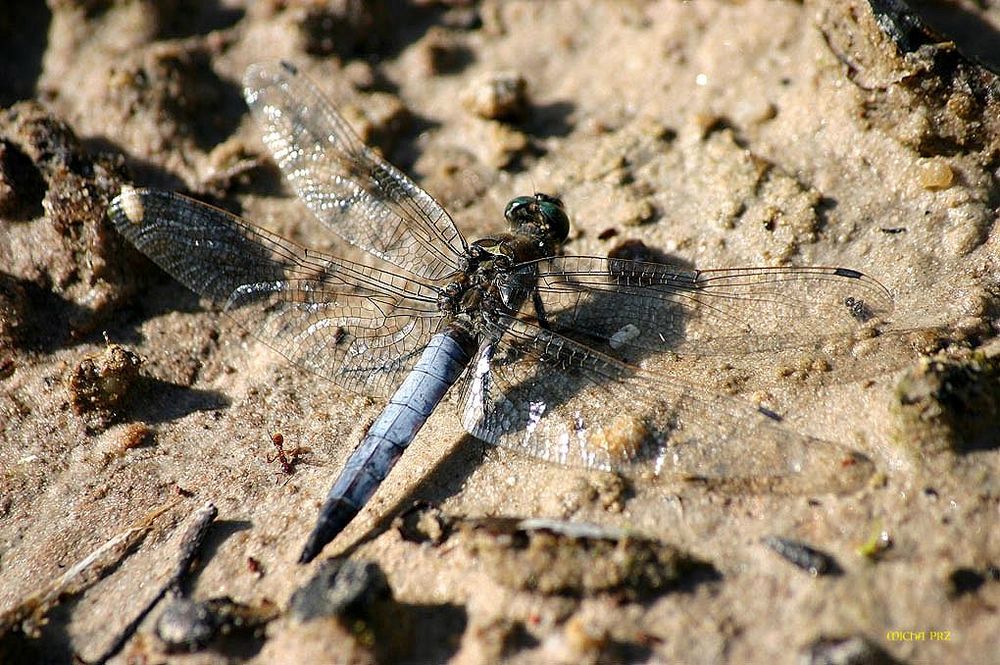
xmin=538 ymin=201 xmax=569 ymax=241
xmin=504 ymin=196 xmax=536 ymax=222
xmin=503 ymin=193 xmax=570 ymax=242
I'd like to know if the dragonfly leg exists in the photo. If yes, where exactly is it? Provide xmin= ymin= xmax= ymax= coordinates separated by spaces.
xmin=532 ymin=290 xmax=551 ymax=328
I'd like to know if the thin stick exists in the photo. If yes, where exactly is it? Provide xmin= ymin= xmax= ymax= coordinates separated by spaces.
xmin=0 ymin=500 xmax=178 ymax=638
xmin=88 ymin=501 xmax=218 ymax=665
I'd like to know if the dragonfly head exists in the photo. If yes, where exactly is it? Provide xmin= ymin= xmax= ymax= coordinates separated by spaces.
xmin=504 ymin=193 xmax=569 ymax=245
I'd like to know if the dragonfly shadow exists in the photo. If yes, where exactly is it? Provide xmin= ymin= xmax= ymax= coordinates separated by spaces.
xmin=548 ymin=240 xmax=694 ymax=364
xmin=585 ymin=240 xmax=693 ymax=366
xmin=480 ymin=242 xmax=700 ymax=470
xmin=137 ymin=279 xmax=213 ymax=319
xmin=106 ymin=284 xmax=211 ymax=353
xmin=331 ymin=433 xmax=492 ymax=558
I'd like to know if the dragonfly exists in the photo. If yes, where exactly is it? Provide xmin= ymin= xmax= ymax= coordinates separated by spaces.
xmin=109 ymin=61 xmax=893 ymax=564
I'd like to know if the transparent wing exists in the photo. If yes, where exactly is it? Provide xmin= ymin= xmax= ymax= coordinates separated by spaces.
xmin=109 ymin=187 xmax=443 ymax=398
xmin=526 ymin=256 xmax=894 ymax=358
xmin=243 ymin=61 xmax=467 ymax=280
xmin=461 ymin=313 xmax=874 ymax=493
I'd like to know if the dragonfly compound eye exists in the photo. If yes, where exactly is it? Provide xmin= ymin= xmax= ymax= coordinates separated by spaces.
xmin=503 ymin=195 xmax=536 ymax=224
xmin=537 ymin=199 xmax=569 ymax=242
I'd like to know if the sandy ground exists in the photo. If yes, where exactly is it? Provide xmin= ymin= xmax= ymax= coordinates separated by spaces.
xmin=1 ymin=1 xmax=999 ymax=663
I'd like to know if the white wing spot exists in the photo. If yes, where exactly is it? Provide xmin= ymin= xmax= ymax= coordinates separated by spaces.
xmin=117 ymin=186 xmax=145 ymax=225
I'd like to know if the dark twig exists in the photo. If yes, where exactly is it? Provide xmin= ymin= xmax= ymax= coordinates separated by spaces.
xmin=89 ymin=501 xmax=218 ymax=665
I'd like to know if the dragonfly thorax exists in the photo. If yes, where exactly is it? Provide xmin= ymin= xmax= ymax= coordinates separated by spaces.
xmin=437 ymin=234 xmax=539 ymax=320
xmin=438 ymin=245 xmax=506 ymax=316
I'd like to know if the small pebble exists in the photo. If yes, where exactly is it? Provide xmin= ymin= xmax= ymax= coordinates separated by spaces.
xmin=462 ymin=71 xmax=528 ymax=121
xmin=156 ymin=596 xmax=277 ymax=653
xmin=156 ymin=598 xmax=218 ymax=652
xmin=915 ymin=158 xmax=953 ymax=190
xmin=763 ymin=536 xmax=842 ymax=576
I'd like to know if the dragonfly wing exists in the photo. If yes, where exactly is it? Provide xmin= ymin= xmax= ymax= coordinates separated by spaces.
xmin=526 ymin=256 xmax=893 ymax=358
xmin=109 ymin=187 xmax=442 ymax=398
xmin=460 ymin=312 xmax=874 ymax=493
xmin=243 ymin=61 xmax=467 ymax=281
